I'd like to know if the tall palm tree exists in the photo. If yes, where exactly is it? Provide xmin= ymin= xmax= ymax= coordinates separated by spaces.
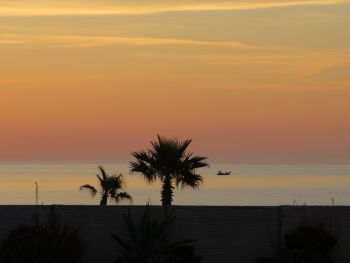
xmin=130 ymin=135 xmax=209 ymax=206
xmin=80 ymin=166 xmax=132 ymax=206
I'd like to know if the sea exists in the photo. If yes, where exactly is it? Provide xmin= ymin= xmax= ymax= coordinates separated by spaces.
xmin=0 ymin=163 xmax=349 ymax=206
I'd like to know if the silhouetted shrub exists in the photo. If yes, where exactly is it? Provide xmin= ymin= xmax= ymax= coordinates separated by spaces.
xmin=111 ymin=205 xmax=201 ymax=263
xmin=0 ymin=207 xmax=84 ymax=263
xmin=285 ymin=224 xmax=337 ymax=263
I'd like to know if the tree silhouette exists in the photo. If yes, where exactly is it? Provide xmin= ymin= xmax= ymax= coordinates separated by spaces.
xmin=130 ymin=135 xmax=208 ymax=206
xmin=80 ymin=166 xmax=132 ymax=206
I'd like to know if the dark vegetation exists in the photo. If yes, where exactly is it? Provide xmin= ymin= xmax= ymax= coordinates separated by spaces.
xmin=285 ymin=223 xmax=337 ymax=263
xmin=111 ymin=205 xmax=201 ymax=263
xmin=256 ymin=219 xmax=338 ymax=263
xmin=0 ymin=207 xmax=84 ymax=263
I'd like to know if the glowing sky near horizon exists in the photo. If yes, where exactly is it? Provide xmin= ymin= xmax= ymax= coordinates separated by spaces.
xmin=0 ymin=0 xmax=350 ymax=163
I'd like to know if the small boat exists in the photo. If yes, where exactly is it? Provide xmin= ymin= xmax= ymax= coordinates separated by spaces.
xmin=217 ymin=171 xmax=231 ymax=176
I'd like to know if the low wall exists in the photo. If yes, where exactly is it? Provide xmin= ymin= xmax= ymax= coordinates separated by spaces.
xmin=0 ymin=206 xmax=348 ymax=263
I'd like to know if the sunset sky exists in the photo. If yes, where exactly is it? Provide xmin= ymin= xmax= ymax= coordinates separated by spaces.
xmin=0 ymin=0 xmax=349 ymax=163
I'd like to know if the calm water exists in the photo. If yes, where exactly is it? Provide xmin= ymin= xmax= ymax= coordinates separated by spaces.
xmin=0 ymin=163 xmax=349 ymax=205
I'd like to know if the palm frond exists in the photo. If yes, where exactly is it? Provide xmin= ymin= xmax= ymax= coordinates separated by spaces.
xmin=96 ymin=174 xmax=104 ymax=185
xmin=175 ymin=172 xmax=203 ymax=189
xmin=187 ymin=155 xmax=209 ymax=169
xmin=130 ymin=160 xmax=158 ymax=183
xmin=97 ymin=165 xmax=109 ymax=190
xmin=107 ymin=174 xmax=124 ymax=190
xmin=131 ymin=150 xmax=152 ymax=163
xmin=98 ymin=165 xmax=108 ymax=180
xmin=112 ymin=192 xmax=133 ymax=204
xmin=79 ymin=184 xmax=98 ymax=197
xmin=179 ymin=139 xmax=192 ymax=156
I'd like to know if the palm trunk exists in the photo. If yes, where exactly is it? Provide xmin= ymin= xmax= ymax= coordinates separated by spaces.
xmin=161 ymin=175 xmax=174 ymax=206
xmin=100 ymin=193 xmax=108 ymax=206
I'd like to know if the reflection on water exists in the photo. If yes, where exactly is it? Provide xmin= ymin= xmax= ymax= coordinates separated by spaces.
xmin=0 ymin=163 xmax=349 ymax=205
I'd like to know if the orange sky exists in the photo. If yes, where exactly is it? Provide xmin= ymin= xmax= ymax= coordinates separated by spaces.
xmin=0 ymin=0 xmax=350 ymax=163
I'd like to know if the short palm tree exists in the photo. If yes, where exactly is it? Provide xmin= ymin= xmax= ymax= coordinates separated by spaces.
xmin=80 ymin=166 xmax=132 ymax=206
xmin=130 ymin=135 xmax=209 ymax=206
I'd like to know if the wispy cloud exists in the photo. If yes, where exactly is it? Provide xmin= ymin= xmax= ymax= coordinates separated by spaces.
xmin=0 ymin=0 xmax=348 ymax=17
xmin=0 ymin=34 xmax=257 ymax=49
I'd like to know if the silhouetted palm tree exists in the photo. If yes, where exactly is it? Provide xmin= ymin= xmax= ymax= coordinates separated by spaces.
xmin=130 ymin=136 xmax=209 ymax=206
xmin=80 ymin=166 xmax=132 ymax=206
